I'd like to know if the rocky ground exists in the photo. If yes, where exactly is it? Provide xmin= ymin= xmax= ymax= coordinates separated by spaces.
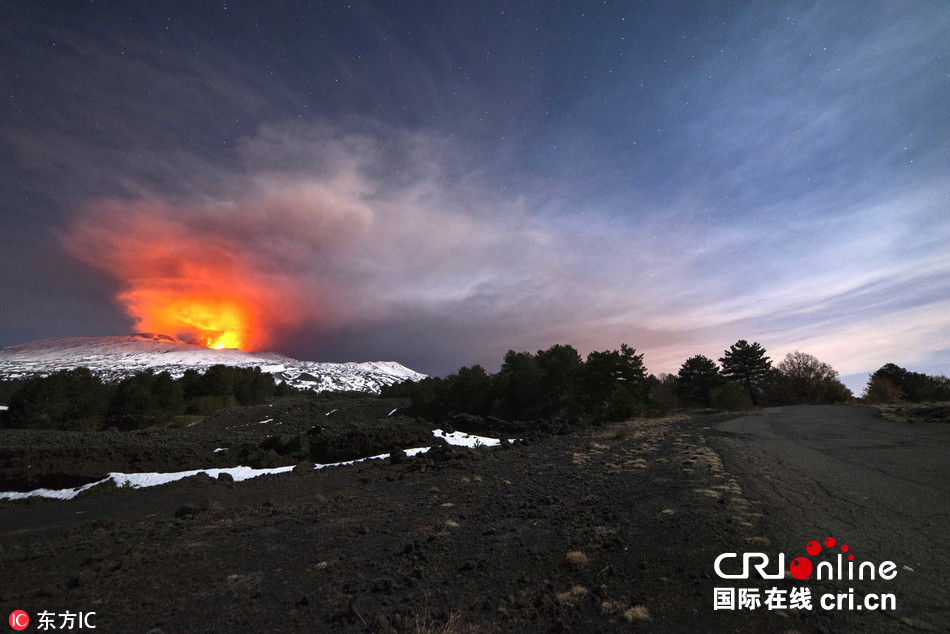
xmin=1 ymin=398 xmax=829 ymax=632
xmin=0 ymin=394 xmax=426 ymax=491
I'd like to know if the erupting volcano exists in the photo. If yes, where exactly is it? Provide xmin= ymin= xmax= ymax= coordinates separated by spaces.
xmin=122 ymin=283 xmax=269 ymax=351
xmin=63 ymin=200 xmax=316 ymax=351
xmin=131 ymin=294 xmax=252 ymax=350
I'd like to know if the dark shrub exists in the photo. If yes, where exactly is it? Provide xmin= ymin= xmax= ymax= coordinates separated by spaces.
xmin=710 ymin=382 xmax=754 ymax=411
xmin=5 ymin=368 xmax=110 ymax=430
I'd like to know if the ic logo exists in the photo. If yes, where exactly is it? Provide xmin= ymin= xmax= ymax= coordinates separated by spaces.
xmin=8 ymin=610 xmax=29 ymax=631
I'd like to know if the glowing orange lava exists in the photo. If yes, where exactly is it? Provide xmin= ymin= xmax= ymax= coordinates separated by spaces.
xmin=118 ymin=286 xmax=264 ymax=351
xmin=64 ymin=201 xmax=312 ymax=352
xmin=149 ymin=295 xmax=251 ymax=350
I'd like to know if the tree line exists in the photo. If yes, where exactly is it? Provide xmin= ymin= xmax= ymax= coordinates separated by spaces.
xmin=0 ymin=365 xmax=298 ymax=431
xmin=383 ymin=343 xmax=652 ymax=423
xmin=1 ymin=342 xmax=945 ymax=432
xmin=863 ymin=363 xmax=950 ymax=404
xmin=384 ymin=340 xmax=950 ymax=423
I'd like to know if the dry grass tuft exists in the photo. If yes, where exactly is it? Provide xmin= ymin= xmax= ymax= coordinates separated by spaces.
xmin=602 ymin=599 xmax=651 ymax=622
xmin=411 ymin=609 xmax=474 ymax=633
xmin=565 ymin=550 xmax=589 ymax=567
xmin=624 ymin=605 xmax=651 ymax=622
xmin=556 ymin=585 xmax=589 ymax=607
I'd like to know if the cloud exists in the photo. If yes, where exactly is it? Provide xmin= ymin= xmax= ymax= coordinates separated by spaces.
xmin=62 ymin=171 xmax=375 ymax=349
xmin=6 ymin=2 xmax=948 ymax=382
xmin=57 ymin=113 xmax=950 ymax=379
xmin=54 ymin=122 xmax=582 ymax=353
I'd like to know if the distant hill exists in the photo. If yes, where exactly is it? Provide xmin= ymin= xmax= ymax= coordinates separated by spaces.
xmin=0 ymin=334 xmax=425 ymax=394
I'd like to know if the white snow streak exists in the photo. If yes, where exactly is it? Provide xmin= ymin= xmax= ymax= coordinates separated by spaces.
xmin=0 ymin=429 xmax=515 ymax=501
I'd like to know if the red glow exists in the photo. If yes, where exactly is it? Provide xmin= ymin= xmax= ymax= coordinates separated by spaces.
xmin=64 ymin=201 xmax=313 ymax=351
xmin=123 ymin=291 xmax=255 ymax=350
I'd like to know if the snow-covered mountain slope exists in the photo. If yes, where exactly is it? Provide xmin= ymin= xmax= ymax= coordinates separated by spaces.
xmin=0 ymin=334 xmax=426 ymax=394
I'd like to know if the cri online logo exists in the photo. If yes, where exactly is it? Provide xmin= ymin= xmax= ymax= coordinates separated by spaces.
xmin=9 ymin=611 xmax=29 ymax=631
xmin=715 ymin=535 xmax=898 ymax=581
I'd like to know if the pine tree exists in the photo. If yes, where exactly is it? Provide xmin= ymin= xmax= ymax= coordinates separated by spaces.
xmin=676 ymin=355 xmax=723 ymax=407
xmin=719 ymin=340 xmax=772 ymax=405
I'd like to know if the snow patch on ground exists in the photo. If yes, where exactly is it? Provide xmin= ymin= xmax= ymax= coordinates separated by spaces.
xmin=0 ymin=430 xmax=514 ymax=501
xmin=434 ymin=429 xmax=518 ymax=447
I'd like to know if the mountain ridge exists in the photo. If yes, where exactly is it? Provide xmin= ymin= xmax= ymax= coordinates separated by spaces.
xmin=0 ymin=334 xmax=425 ymax=394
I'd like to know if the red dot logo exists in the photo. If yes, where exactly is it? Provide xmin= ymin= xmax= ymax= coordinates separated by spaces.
xmin=789 ymin=556 xmax=813 ymax=580
xmin=806 ymin=540 xmax=821 ymax=556
xmin=9 ymin=611 xmax=29 ymax=631
xmin=824 ymin=536 xmax=836 ymax=548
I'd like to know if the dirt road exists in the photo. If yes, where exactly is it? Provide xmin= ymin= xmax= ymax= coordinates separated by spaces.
xmin=711 ymin=405 xmax=950 ymax=632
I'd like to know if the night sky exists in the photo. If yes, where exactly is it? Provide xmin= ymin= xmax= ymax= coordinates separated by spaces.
xmin=2 ymin=1 xmax=948 ymax=392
